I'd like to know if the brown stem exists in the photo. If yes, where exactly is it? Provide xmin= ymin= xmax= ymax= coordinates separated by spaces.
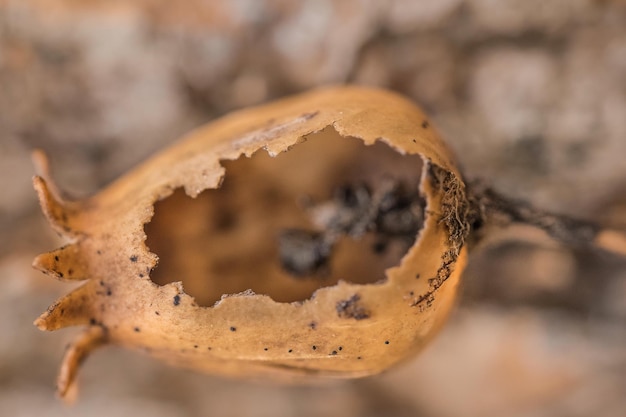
xmin=469 ymin=184 xmax=626 ymax=257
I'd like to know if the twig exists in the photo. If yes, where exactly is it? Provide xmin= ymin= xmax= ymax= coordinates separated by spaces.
xmin=469 ymin=183 xmax=626 ymax=257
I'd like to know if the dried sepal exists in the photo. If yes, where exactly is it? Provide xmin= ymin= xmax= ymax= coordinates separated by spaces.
xmin=34 ymin=86 xmax=472 ymax=399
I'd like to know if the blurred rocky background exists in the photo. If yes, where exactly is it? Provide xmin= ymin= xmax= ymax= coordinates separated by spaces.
xmin=1 ymin=1 xmax=625 ymax=416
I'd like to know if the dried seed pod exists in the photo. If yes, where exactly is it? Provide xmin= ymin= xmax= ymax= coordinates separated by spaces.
xmin=33 ymin=86 xmax=472 ymax=400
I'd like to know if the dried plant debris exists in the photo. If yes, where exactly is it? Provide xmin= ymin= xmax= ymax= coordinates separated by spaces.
xmin=278 ymin=229 xmax=333 ymax=277
xmin=279 ymin=179 xmax=425 ymax=277
xmin=336 ymin=294 xmax=371 ymax=320
xmin=31 ymin=86 xmax=626 ymax=401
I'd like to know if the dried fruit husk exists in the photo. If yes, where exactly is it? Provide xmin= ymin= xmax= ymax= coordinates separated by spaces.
xmin=33 ymin=86 xmax=471 ymax=400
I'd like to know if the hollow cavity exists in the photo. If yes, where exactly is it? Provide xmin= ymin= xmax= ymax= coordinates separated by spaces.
xmin=145 ymin=127 xmax=424 ymax=305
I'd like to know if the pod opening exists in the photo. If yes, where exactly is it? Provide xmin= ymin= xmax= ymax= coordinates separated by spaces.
xmin=144 ymin=127 xmax=425 ymax=305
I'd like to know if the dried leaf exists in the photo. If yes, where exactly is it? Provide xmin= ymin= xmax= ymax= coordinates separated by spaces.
xmin=33 ymin=86 xmax=471 ymax=399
